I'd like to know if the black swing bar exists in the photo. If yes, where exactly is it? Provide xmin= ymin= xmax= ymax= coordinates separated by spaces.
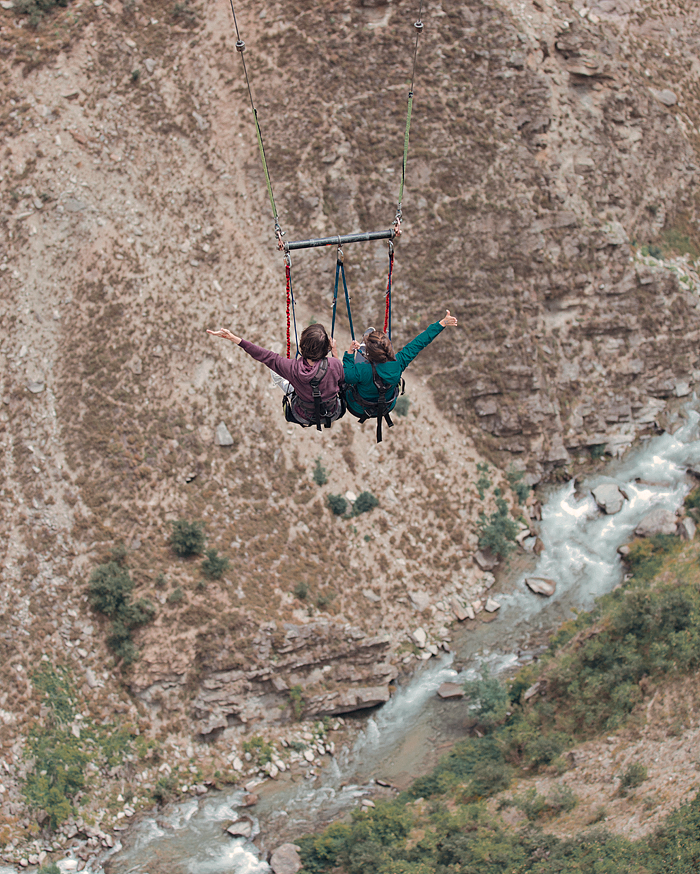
xmin=284 ymin=228 xmax=395 ymax=252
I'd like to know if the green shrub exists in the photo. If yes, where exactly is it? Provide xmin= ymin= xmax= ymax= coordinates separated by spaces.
xmin=313 ymin=457 xmax=329 ymax=486
xmin=463 ymin=671 xmax=508 ymax=730
xmin=327 ymin=494 xmax=347 ymax=516
xmin=506 ymin=466 xmax=530 ymax=504
xmin=88 ymin=562 xmax=133 ymax=617
xmin=169 ymin=519 xmax=205 ymax=556
xmin=167 ymin=586 xmax=184 ymax=604
xmin=353 ymin=491 xmax=379 ymax=516
xmin=289 ymin=685 xmax=304 ymax=720
xmin=201 ymin=548 xmax=230 ymax=579
xmin=38 ymin=864 xmax=61 ymax=874
xmin=16 ymin=0 xmax=70 ymax=27
xmin=393 ymin=395 xmax=410 ymax=417
xmin=243 ymin=735 xmax=273 ymax=765
xmin=684 ymin=486 xmax=700 ymax=514
xmin=618 ymin=762 xmax=647 ymax=795
xmin=88 ymin=564 xmax=154 ymax=664
xmin=293 ymin=581 xmax=309 ymax=600
xmin=524 ymin=732 xmax=571 ymax=768
xmin=625 ymin=534 xmax=676 ymax=582
xmin=476 ymin=462 xmax=491 ymax=499
xmin=477 ymin=493 xmax=519 ymax=559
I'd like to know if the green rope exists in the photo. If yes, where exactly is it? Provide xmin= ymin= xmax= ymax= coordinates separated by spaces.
xmin=398 ymin=93 xmax=413 ymax=208
xmin=228 ymin=0 xmax=282 ymax=244
xmin=253 ymin=108 xmax=278 ymax=227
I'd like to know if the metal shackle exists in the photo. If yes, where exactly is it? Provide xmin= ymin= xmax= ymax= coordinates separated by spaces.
xmin=414 ymin=20 xmax=423 ymax=32
xmin=236 ymin=39 xmax=246 ymax=52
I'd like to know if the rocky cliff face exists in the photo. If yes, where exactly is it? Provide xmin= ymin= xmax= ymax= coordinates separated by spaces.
xmin=0 ymin=0 xmax=699 ymax=858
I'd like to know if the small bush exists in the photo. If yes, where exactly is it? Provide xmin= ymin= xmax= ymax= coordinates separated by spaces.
xmin=618 ymin=762 xmax=647 ymax=795
xmin=89 ymin=563 xmax=154 ymax=664
xmin=463 ymin=671 xmax=508 ymax=730
xmin=525 ymin=732 xmax=570 ymax=768
xmin=131 ymin=68 xmax=140 ymax=83
xmin=289 ymin=685 xmax=304 ymax=720
xmin=243 ymin=735 xmax=273 ymax=765
xmin=590 ymin=443 xmax=606 ymax=460
xmin=16 ymin=0 xmax=70 ymax=27
xmin=476 ymin=462 xmax=491 ymax=499
xmin=506 ymin=466 xmax=530 ymax=504
xmin=327 ymin=494 xmax=347 ymax=516
xmin=167 ymin=586 xmax=184 ymax=604
xmin=313 ymin=457 xmax=329 ymax=486
xmin=38 ymin=864 xmax=61 ymax=874
xmin=393 ymin=395 xmax=410 ymax=417
xmin=353 ymin=491 xmax=379 ymax=516
xmin=684 ymin=486 xmax=700 ymax=512
xmin=201 ymin=548 xmax=229 ymax=579
xmin=169 ymin=519 xmax=205 ymax=556
xmin=477 ymin=494 xmax=519 ymax=559
xmin=293 ymin=581 xmax=309 ymax=600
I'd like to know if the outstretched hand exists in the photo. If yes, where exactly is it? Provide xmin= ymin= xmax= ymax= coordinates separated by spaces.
xmin=439 ymin=309 xmax=458 ymax=328
xmin=207 ymin=328 xmax=242 ymax=345
xmin=348 ymin=339 xmax=361 ymax=354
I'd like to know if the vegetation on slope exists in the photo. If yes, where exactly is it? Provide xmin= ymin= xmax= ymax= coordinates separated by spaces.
xmin=297 ymin=533 xmax=700 ymax=873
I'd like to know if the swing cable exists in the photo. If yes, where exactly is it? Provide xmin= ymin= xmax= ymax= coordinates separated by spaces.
xmin=394 ymin=0 xmax=424 ymax=237
xmin=227 ymin=0 xmax=285 ymax=251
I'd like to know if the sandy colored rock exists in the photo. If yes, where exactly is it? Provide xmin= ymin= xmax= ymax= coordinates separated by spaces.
xmin=525 ymin=577 xmax=556 ymax=597
xmin=635 ymin=509 xmax=678 ymax=537
xmin=269 ymin=843 xmax=303 ymax=874
xmin=437 ymin=682 xmax=465 ymax=699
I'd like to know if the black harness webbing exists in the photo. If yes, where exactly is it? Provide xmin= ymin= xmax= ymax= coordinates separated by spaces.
xmin=349 ymin=362 xmax=405 ymax=443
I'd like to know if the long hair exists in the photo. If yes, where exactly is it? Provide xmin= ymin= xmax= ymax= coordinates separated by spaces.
xmin=364 ymin=330 xmax=395 ymax=363
xmin=299 ymin=323 xmax=331 ymax=361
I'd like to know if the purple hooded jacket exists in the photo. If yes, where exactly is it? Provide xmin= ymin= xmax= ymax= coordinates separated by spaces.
xmin=239 ymin=340 xmax=344 ymax=420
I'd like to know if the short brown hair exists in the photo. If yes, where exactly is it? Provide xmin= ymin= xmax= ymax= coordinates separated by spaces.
xmin=365 ymin=330 xmax=395 ymax=363
xmin=300 ymin=324 xmax=330 ymax=361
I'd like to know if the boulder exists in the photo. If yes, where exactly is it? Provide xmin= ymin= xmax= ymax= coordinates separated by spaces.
xmin=592 ymin=483 xmax=625 ymax=515
xmin=635 ymin=508 xmax=678 ymax=537
xmin=242 ymin=793 xmax=259 ymax=807
xmin=216 ymin=422 xmax=234 ymax=446
xmin=474 ymin=549 xmax=499 ymax=570
xmin=412 ymin=627 xmax=427 ymax=648
xmin=485 ymin=598 xmax=501 ymax=613
xmin=437 ymin=682 xmax=465 ymax=699
xmin=678 ymin=517 xmax=696 ymax=541
xmin=226 ymin=819 xmax=253 ymax=838
xmin=269 ymin=843 xmax=303 ymax=874
xmin=451 ymin=598 xmax=469 ymax=622
xmin=525 ymin=577 xmax=556 ymax=597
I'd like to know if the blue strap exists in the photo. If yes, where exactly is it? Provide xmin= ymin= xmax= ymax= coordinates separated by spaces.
xmin=331 ymin=258 xmax=340 ymax=339
xmin=340 ymin=260 xmax=355 ymax=342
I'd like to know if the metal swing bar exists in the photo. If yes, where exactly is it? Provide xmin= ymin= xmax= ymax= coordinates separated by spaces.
xmin=284 ymin=228 xmax=395 ymax=252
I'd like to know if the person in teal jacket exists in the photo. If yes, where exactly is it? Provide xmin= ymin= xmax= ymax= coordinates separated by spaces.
xmin=343 ymin=310 xmax=458 ymax=433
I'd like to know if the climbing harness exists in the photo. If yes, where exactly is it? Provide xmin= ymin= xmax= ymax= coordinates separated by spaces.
xmin=347 ymin=362 xmax=405 ymax=444
xmin=282 ymin=359 xmax=347 ymax=431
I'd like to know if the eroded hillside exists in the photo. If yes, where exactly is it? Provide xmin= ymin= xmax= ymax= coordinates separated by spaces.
xmin=1 ymin=0 xmax=700 ymax=866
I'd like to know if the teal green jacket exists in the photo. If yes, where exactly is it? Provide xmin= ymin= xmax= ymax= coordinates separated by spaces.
xmin=343 ymin=322 xmax=445 ymax=416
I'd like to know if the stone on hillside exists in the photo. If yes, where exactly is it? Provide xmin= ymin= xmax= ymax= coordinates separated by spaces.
xmin=485 ymin=598 xmax=501 ymax=613
xmin=426 ymin=644 xmax=439 ymax=657
xmin=269 ymin=843 xmax=303 ymax=874
xmin=144 ymin=57 xmax=156 ymax=73
xmin=437 ymin=682 xmax=465 ymax=699
xmin=678 ymin=517 xmax=696 ymax=541
xmin=27 ymin=380 xmax=45 ymax=393
xmin=303 ymin=749 xmax=315 ymax=762
xmin=525 ymin=577 xmax=556 ymax=597
xmin=472 ymin=600 xmax=483 ymax=614
xmin=363 ymin=589 xmax=381 ymax=603
xmin=675 ymin=382 xmax=690 ymax=398
xmin=412 ymin=627 xmax=427 ymax=648
xmin=635 ymin=508 xmax=677 ymax=537
xmin=653 ymin=88 xmax=677 ymax=106
xmin=474 ymin=549 xmax=498 ymax=570
xmin=216 ymin=422 xmax=234 ymax=446
xmin=592 ymin=483 xmax=625 ymax=515
xmin=451 ymin=598 xmax=468 ymax=621
xmin=410 ymin=590 xmax=431 ymax=612
xmin=242 ymin=793 xmax=259 ymax=806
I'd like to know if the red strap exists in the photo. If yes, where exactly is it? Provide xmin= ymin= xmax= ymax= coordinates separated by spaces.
xmin=383 ymin=249 xmax=394 ymax=334
xmin=285 ymin=262 xmax=292 ymax=359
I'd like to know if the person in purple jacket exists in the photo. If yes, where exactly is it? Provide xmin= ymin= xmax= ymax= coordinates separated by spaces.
xmin=207 ymin=323 xmax=345 ymax=429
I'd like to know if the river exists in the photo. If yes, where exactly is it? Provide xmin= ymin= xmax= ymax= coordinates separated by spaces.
xmin=93 ymin=408 xmax=700 ymax=874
